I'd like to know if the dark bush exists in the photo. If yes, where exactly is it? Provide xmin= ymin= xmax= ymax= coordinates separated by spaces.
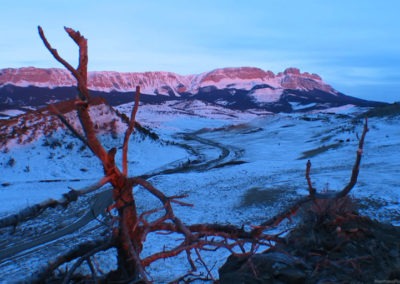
xmin=6 ymin=157 xmax=16 ymax=167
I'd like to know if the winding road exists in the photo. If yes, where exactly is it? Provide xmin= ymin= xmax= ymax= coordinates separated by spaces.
xmin=0 ymin=131 xmax=244 ymax=262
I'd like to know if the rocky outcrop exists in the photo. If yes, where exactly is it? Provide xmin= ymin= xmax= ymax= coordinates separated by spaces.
xmin=0 ymin=67 xmax=74 ymax=87
xmin=278 ymin=67 xmax=332 ymax=92
xmin=219 ymin=199 xmax=400 ymax=283
xmin=199 ymin=67 xmax=275 ymax=85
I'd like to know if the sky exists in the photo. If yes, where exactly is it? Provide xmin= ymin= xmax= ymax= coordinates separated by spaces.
xmin=0 ymin=0 xmax=399 ymax=103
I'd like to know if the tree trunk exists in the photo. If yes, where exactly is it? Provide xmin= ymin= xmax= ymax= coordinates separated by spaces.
xmin=113 ymin=180 xmax=143 ymax=279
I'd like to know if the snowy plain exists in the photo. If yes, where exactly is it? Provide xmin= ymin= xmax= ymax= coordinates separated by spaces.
xmin=0 ymin=101 xmax=399 ymax=282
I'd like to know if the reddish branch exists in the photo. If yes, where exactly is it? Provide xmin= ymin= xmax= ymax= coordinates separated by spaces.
xmin=122 ymin=86 xmax=141 ymax=175
xmin=130 ymin=175 xmax=280 ymax=269
xmin=37 ymin=27 xmax=85 ymax=91
xmin=39 ymin=26 xmax=109 ymax=165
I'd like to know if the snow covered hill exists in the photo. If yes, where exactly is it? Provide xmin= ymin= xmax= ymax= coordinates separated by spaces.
xmin=0 ymin=97 xmax=127 ymax=150
xmin=0 ymin=66 xmax=386 ymax=116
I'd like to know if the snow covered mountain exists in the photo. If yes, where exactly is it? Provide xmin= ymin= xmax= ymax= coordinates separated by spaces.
xmin=0 ymin=66 xmax=386 ymax=114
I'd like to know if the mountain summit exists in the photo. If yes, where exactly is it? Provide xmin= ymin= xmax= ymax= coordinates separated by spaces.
xmin=0 ymin=66 xmax=386 ymax=113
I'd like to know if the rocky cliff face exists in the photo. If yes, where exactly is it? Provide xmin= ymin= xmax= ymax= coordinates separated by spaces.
xmin=0 ymin=66 xmax=334 ymax=95
xmin=0 ymin=66 xmax=386 ymax=113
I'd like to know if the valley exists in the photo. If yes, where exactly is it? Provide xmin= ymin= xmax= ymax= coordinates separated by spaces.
xmin=0 ymin=104 xmax=399 ymax=281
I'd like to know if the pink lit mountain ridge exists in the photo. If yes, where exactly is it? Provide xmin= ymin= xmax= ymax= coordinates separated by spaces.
xmin=0 ymin=66 xmax=386 ymax=113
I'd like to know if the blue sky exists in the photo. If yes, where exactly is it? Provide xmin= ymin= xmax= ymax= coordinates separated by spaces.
xmin=1 ymin=0 xmax=399 ymax=102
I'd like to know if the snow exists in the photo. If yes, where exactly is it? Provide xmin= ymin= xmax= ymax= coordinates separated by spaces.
xmin=117 ymin=100 xmax=260 ymax=132
xmin=312 ymin=104 xmax=362 ymax=114
xmin=1 ymin=103 xmax=399 ymax=282
xmin=0 ymin=131 xmax=188 ymax=216
xmin=249 ymin=87 xmax=283 ymax=103
xmin=289 ymin=101 xmax=317 ymax=110
xmin=199 ymin=77 xmax=267 ymax=91
xmin=0 ymin=109 xmax=25 ymax=118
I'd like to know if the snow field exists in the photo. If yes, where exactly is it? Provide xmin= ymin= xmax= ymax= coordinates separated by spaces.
xmin=0 ymin=104 xmax=399 ymax=282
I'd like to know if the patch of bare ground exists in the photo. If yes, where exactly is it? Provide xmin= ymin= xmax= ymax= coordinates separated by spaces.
xmin=239 ymin=186 xmax=298 ymax=208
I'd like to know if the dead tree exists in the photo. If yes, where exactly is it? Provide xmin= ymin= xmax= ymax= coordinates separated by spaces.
xmin=36 ymin=26 xmax=276 ymax=282
xmin=34 ymin=26 xmax=369 ymax=283
xmin=38 ymin=26 xmax=145 ymax=280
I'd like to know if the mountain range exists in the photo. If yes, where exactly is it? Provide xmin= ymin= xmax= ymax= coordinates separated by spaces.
xmin=0 ymin=66 xmax=386 ymax=115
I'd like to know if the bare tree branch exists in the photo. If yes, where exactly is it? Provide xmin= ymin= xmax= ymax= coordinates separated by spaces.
xmin=86 ymin=258 xmax=98 ymax=283
xmin=48 ymin=104 xmax=91 ymax=150
xmin=122 ymin=86 xmax=141 ymax=175
xmin=306 ymin=160 xmax=315 ymax=195
xmin=195 ymin=248 xmax=215 ymax=280
xmin=38 ymin=26 xmax=110 ymax=165
xmin=64 ymin=26 xmax=89 ymax=94
xmin=30 ymin=238 xmax=113 ymax=283
xmin=337 ymin=117 xmax=369 ymax=197
xmin=131 ymin=177 xmax=193 ymax=238
xmin=257 ymin=196 xmax=313 ymax=229
xmin=308 ymin=118 xmax=369 ymax=199
xmin=72 ymin=176 xmax=111 ymax=195
xmin=37 ymin=26 xmax=83 ymax=90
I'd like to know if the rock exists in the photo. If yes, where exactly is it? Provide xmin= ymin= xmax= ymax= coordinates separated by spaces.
xmin=219 ymin=251 xmax=307 ymax=284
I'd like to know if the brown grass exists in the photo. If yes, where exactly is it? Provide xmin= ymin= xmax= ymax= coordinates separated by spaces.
xmin=298 ymin=143 xmax=341 ymax=160
xmin=240 ymin=186 xmax=296 ymax=207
